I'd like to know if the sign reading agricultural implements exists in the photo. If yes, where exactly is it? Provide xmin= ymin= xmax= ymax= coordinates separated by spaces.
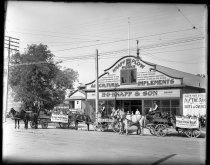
xmin=183 ymin=93 xmax=206 ymax=116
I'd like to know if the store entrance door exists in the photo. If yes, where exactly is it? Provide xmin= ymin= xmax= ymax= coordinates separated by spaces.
xmin=123 ymin=100 xmax=142 ymax=114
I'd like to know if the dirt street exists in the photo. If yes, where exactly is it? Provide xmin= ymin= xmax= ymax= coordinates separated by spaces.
xmin=3 ymin=119 xmax=206 ymax=165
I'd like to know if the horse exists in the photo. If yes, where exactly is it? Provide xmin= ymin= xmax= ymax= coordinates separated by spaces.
xmin=28 ymin=112 xmax=39 ymax=129
xmin=110 ymin=108 xmax=122 ymax=132
xmin=68 ymin=112 xmax=92 ymax=131
xmin=113 ymin=109 xmax=142 ymax=135
xmin=199 ymin=115 xmax=206 ymax=128
xmin=9 ymin=108 xmax=30 ymax=129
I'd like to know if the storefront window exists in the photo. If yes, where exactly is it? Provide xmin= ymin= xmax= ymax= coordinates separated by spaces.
xmin=106 ymin=100 xmax=114 ymax=116
xmin=123 ymin=100 xmax=142 ymax=114
xmin=171 ymin=99 xmax=180 ymax=116
xmin=143 ymin=99 xmax=180 ymax=116
xmin=171 ymin=100 xmax=180 ymax=107
xmin=97 ymin=100 xmax=115 ymax=116
xmin=120 ymin=69 xmax=137 ymax=85
xmin=124 ymin=101 xmax=130 ymax=113
xmin=131 ymin=100 xmax=142 ymax=114
xmin=160 ymin=100 xmax=170 ymax=113
xmin=160 ymin=100 xmax=170 ymax=107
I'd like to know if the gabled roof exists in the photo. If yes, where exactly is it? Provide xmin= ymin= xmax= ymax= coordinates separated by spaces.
xmin=155 ymin=64 xmax=207 ymax=89
xmin=85 ymin=55 xmax=206 ymax=89
xmin=69 ymin=89 xmax=85 ymax=96
xmin=65 ymin=96 xmax=85 ymax=100
xmin=66 ymin=89 xmax=85 ymax=100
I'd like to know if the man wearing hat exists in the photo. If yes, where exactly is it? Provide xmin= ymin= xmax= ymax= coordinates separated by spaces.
xmin=150 ymin=101 xmax=161 ymax=118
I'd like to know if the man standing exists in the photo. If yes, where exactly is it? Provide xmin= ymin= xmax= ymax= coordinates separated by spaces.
xmin=138 ymin=108 xmax=146 ymax=136
xmin=135 ymin=109 xmax=140 ymax=115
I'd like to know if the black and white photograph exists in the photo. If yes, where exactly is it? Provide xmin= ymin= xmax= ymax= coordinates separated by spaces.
xmin=3 ymin=1 xmax=207 ymax=165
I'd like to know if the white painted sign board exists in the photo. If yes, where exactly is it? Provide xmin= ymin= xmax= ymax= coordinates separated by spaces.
xmin=183 ymin=93 xmax=206 ymax=116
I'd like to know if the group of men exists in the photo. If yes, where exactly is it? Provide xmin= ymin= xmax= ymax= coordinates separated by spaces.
xmin=103 ymin=101 xmax=160 ymax=135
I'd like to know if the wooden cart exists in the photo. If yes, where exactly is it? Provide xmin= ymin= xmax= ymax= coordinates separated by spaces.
xmin=93 ymin=113 xmax=121 ymax=132
xmin=174 ymin=116 xmax=201 ymax=138
xmin=30 ymin=108 xmax=71 ymax=129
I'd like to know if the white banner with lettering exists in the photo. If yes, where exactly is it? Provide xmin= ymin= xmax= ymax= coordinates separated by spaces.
xmin=183 ymin=93 xmax=206 ymax=116
xmin=175 ymin=116 xmax=199 ymax=129
xmin=87 ymin=89 xmax=180 ymax=99
xmin=51 ymin=114 xmax=68 ymax=123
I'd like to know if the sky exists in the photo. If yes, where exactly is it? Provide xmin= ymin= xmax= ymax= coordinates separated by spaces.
xmin=4 ymin=2 xmax=207 ymax=88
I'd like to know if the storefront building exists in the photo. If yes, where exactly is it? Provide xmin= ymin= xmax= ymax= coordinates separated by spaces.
xmin=85 ymin=55 xmax=206 ymax=117
xmin=65 ymin=89 xmax=86 ymax=113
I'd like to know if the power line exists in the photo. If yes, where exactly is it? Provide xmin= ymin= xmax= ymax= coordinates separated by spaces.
xmin=100 ymin=46 xmax=205 ymax=60
xmin=175 ymin=5 xmax=196 ymax=29
xmin=52 ymin=28 xmax=202 ymax=52
xmin=174 ymin=5 xmax=204 ymax=36
xmin=56 ymin=45 xmax=205 ymax=63
xmin=54 ymin=35 xmax=204 ymax=60
xmin=9 ymin=61 xmax=52 ymax=67
xmin=5 ymin=36 xmax=20 ymax=41
xmin=4 ymin=36 xmax=20 ymax=122
xmin=17 ymin=28 xmax=204 ymax=47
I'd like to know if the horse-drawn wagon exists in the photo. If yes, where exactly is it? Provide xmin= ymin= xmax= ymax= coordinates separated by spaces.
xmin=144 ymin=111 xmax=172 ymax=137
xmin=145 ymin=111 xmax=203 ymax=138
xmin=30 ymin=107 xmax=71 ymax=129
xmin=93 ymin=112 xmax=121 ymax=132
xmin=174 ymin=116 xmax=202 ymax=138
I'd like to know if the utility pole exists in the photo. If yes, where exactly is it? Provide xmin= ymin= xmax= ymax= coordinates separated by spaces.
xmin=128 ymin=17 xmax=130 ymax=56
xmin=95 ymin=49 xmax=99 ymax=123
xmin=4 ymin=36 xmax=20 ymax=122
xmin=136 ymin=40 xmax=140 ymax=59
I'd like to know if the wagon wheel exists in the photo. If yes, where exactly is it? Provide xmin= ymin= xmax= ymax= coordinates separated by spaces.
xmin=185 ymin=129 xmax=201 ymax=138
xmin=177 ymin=128 xmax=183 ymax=134
xmin=179 ymin=128 xmax=187 ymax=136
xmin=96 ymin=122 xmax=105 ymax=132
xmin=93 ymin=122 xmax=104 ymax=131
xmin=40 ymin=121 xmax=48 ymax=129
xmin=59 ymin=122 xmax=70 ymax=129
xmin=30 ymin=121 xmax=36 ymax=129
xmin=149 ymin=125 xmax=156 ymax=136
xmin=192 ymin=129 xmax=201 ymax=138
xmin=184 ymin=129 xmax=193 ymax=138
xmin=92 ymin=122 xmax=98 ymax=131
xmin=155 ymin=124 xmax=168 ymax=137
xmin=100 ymin=123 xmax=106 ymax=132
xmin=111 ymin=121 xmax=121 ymax=133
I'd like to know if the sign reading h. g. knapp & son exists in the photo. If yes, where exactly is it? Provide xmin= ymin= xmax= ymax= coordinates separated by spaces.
xmin=86 ymin=56 xmax=182 ymax=90
xmin=87 ymin=89 xmax=180 ymax=99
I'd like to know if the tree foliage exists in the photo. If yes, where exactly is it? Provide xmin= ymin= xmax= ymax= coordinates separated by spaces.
xmin=9 ymin=44 xmax=78 ymax=111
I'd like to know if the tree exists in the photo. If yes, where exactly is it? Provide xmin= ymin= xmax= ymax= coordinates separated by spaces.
xmin=9 ymin=44 xmax=78 ymax=112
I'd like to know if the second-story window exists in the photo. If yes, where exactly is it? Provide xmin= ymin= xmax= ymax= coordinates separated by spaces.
xmin=120 ymin=69 xmax=137 ymax=85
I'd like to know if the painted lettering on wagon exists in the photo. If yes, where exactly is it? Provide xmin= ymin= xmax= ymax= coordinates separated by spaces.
xmin=138 ymin=79 xmax=174 ymax=86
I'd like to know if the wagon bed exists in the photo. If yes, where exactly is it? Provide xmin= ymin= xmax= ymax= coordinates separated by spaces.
xmin=30 ymin=113 xmax=70 ymax=129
